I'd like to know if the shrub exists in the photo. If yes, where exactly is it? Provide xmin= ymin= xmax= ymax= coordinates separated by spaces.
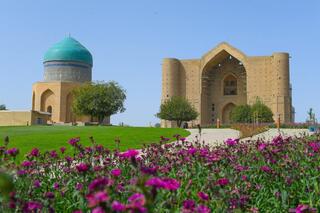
xmin=230 ymin=104 xmax=252 ymax=123
xmin=156 ymin=96 xmax=198 ymax=127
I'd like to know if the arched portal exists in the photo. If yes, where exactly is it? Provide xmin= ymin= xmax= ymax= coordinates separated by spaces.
xmin=222 ymin=103 xmax=236 ymax=124
xmin=201 ymin=50 xmax=247 ymax=125
xmin=40 ymin=89 xmax=55 ymax=114
xmin=66 ymin=92 xmax=74 ymax=123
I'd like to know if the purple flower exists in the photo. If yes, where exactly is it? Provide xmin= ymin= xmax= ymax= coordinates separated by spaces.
xmin=197 ymin=192 xmax=209 ymax=201
xmin=76 ymin=183 xmax=83 ymax=191
xmin=111 ymin=201 xmax=126 ymax=212
xmin=33 ymin=180 xmax=41 ymax=188
xmin=127 ymin=193 xmax=147 ymax=212
xmin=49 ymin=150 xmax=58 ymax=158
xmin=24 ymin=201 xmax=42 ymax=211
xmin=141 ymin=166 xmax=158 ymax=175
xmin=258 ymin=143 xmax=267 ymax=151
xmin=225 ymin=138 xmax=238 ymax=146
xmin=183 ymin=199 xmax=196 ymax=210
xmin=53 ymin=182 xmax=59 ymax=190
xmin=88 ymin=177 xmax=112 ymax=192
xmin=180 ymin=137 xmax=186 ymax=142
xmin=68 ymin=137 xmax=80 ymax=146
xmin=145 ymin=177 xmax=180 ymax=191
xmin=6 ymin=148 xmax=19 ymax=157
xmin=289 ymin=204 xmax=317 ymax=213
xmin=21 ymin=160 xmax=33 ymax=167
xmin=260 ymin=165 xmax=272 ymax=173
xmin=196 ymin=205 xmax=211 ymax=213
xmin=86 ymin=191 xmax=109 ymax=208
xmin=309 ymin=141 xmax=320 ymax=153
xmin=45 ymin=192 xmax=55 ymax=199
xmin=120 ymin=149 xmax=140 ymax=159
xmin=76 ymin=163 xmax=89 ymax=173
xmin=29 ymin=148 xmax=40 ymax=157
xmin=60 ymin=147 xmax=66 ymax=154
xmin=216 ymin=178 xmax=229 ymax=186
xmin=111 ymin=168 xmax=122 ymax=177
xmin=17 ymin=170 xmax=27 ymax=176
xmin=92 ymin=207 xmax=105 ymax=213
xmin=188 ymin=147 xmax=197 ymax=155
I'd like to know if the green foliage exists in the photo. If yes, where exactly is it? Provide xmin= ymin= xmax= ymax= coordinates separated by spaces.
xmin=0 ymin=104 xmax=6 ymax=110
xmin=72 ymin=81 xmax=126 ymax=123
xmin=251 ymin=99 xmax=274 ymax=123
xmin=230 ymin=98 xmax=273 ymax=123
xmin=230 ymin=104 xmax=252 ymax=123
xmin=156 ymin=96 xmax=198 ymax=127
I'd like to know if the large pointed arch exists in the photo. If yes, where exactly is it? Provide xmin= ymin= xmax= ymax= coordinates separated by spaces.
xmin=40 ymin=89 xmax=55 ymax=112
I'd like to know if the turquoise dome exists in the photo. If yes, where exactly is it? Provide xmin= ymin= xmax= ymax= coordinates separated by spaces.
xmin=44 ymin=37 xmax=93 ymax=65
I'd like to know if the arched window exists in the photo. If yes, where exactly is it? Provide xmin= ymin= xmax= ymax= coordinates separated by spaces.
xmin=47 ymin=106 xmax=52 ymax=114
xmin=223 ymin=75 xmax=237 ymax=95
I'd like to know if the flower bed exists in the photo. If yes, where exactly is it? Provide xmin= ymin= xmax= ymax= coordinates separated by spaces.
xmin=0 ymin=134 xmax=319 ymax=212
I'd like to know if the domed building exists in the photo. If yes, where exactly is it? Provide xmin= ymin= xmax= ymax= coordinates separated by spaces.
xmin=32 ymin=37 xmax=96 ymax=124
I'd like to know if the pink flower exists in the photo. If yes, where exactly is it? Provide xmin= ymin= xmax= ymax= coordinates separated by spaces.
xmin=92 ymin=207 xmax=105 ymax=213
xmin=68 ymin=137 xmax=80 ymax=146
xmin=33 ymin=180 xmax=41 ymax=188
xmin=260 ymin=165 xmax=272 ymax=173
xmin=24 ymin=201 xmax=42 ymax=211
xmin=196 ymin=205 xmax=211 ymax=213
xmin=162 ymin=178 xmax=180 ymax=190
xmin=216 ymin=178 xmax=229 ymax=186
xmin=88 ymin=177 xmax=112 ymax=192
xmin=197 ymin=192 xmax=209 ymax=201
xmin=76 ymin=163 xmax=89 ymax=173
xmin=49 ymin=150 xmax=58 ymax=158
xmin=111 ymin=168 xmax=122 ymax=177
xmin=45 ymin=192 xmax=55 ymax=199
xmin=145 ymin=177 xmax=180 ymax=191
xmin=183 ymin=199 xmax=196 ymax=210
xmin=309 ymin=142 xmax=320 ymax=153
xmin=258 ymin=143 xmax=267 ymax=151
xmin=29 ymin=148 xmax=40 ymax=157
xmin=289 ymin=204 xmax=317 ymax=213
xmin=21 ymin=160 xmax=33 ymax=167
xmin=225 ymin=138 xmax=238 ymax=146
xmin=86 ymin=191 xmax=109 ymax=207
xmin=6 ymin=148 xmax=19 ymax=157
xmin=127 ymin=193 xmax=146 ymax=212
xmin=60 ymin=147 xmax=66 ymax=153
xmin=188 ymin=147 xmax=197 ymax=155
xmin=111 ymin=201 xmax=126 ymax=212
xmin=53 ymin=182 xmax=59 ymax=190
xmin=120 ymin=149 xmax=140 ymax=159
xmin=76 ymin=183 xmax=83 ymax=191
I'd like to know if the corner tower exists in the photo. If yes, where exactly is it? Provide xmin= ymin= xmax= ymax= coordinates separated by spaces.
xmin=32 ymin=37 xmax=93 ymax=124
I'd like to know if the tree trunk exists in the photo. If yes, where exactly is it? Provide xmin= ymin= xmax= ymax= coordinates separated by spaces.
xmin=177 ymin=120 xmax=182 ymax=128
xmin=98 ymin=115 xmax=105 ymax=125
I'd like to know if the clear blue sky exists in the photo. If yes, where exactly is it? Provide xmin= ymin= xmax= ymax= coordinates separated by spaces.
xmin=0 ymin=0 xmax=319 ymax=126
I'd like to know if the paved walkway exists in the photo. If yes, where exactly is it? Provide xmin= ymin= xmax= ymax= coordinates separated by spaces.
xmin=184 ymin=128 xmax=312 ymax=146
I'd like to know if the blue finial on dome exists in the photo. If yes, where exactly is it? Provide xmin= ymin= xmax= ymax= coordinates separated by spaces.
xmin=44 ymin=37 xmax=93 ymax=66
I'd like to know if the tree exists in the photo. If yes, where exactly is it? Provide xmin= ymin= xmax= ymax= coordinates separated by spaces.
xmin=156 ymin=96 xmax=198 ymax=127
xmin=230 ymin=104 xmax=252 ymax=123
xmin=0 ymin=104 xmax=6 ymax=110
xmin=72 ymin=81 xmax=126 ymax=124
xmin=251 ymin=99 xmax=274 ymax=123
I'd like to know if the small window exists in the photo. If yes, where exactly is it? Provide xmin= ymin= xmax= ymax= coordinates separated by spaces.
xmin=224 ymin=75 xmax=237 ymax=95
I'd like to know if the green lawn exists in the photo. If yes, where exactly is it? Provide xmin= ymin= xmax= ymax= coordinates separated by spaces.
xmin=0 ymin=126 xmax=189 ymax=160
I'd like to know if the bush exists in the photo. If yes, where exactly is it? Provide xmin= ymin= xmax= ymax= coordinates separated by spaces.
xmin=230 ymin=105 xmax=252 ymax=123
xmin=1 ymin=134 xmax=320 ymax=212
xmin=156 ymin=96 xmax=198 ymax=127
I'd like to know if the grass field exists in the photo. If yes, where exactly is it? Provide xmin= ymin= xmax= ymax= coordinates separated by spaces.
xmin=0 ymin=126 xmax=189 ymax=160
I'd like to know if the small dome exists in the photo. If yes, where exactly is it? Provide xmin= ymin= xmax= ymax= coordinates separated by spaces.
xmin=44 ymin=37 xmax=93 ymax=65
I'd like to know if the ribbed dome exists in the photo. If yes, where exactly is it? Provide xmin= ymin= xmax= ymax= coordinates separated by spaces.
xmin=44 ymin=37 xmax=93 ymax=65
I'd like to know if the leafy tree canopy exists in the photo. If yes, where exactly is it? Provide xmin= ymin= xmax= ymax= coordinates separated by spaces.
xmin=156 ymin=96 xmax=198 ymax=127
xmin=72 ymin=81 xmax=126 ymax=124
xmin=0 ymin=104 xmax=6 ymax=110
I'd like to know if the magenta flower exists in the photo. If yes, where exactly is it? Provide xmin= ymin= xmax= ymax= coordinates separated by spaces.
xmin=6 ymin=148 xmax=19 ymax=157
xmin=111 ymin=201 xmax=126 ymax=212
xmin=24 ymin=201 xmax=42 ymax=211
xmin=260 ymin=165 xmax=272 ymax=173
xmin=183 ymin=199 xmax=196 ymax=209
xmin=92 ymin=207 xmax=105 ymax=213
xmin=289 ymin=204 xmax=317 ymax=213
xmin=145 ymin=177 xmax=180 ymax=191
xmin=88 ymin=177 xmax=112 ymax=192
xmin=33 ymin=180 xmax=41 ymax=188
xmin=216 ymin=178 xmax=229 ymax=186
xmin=49 ymin=150 xmax=58 ymax=158
xmin=45 ymin=192 xmax=55 ymax=199
xmin=86 ymin=191 xmax=109 ymax=207
xmin=180 ymin=137 xmax=186 ymax=142
xmin=17 ymin=170 xmax=27 ymax=176
xmin=60 ymin=147 xmax=66 ymax=153
xmin=258 ymin=143 xmax=267 ymax=151
xmin=127 ymin=193 xmax=146 ymax=212
xmin=76 ymin=163 xmax=89 ymax=173
xmin=309 ymin=141 xmax=320 ymax=153
xmin=111 ymin=168 xmax=122 ymax=177
xmin=29 ymin=148 xmax=40 ymax=157
xmin=225 ymin=138 xmax=238 ymax=146
xmin=53 ymin=182 xmax=59 ymax=190
xmin=120 ymin=149 xmax=140 ymax=159
xmin=188 ymin=147 xmax=197 ymax=155
xmin=163 ymin=178 xmax=180 ymax=190
xmin=197 ymin=192 xmax=209 ymax=201
xmin=68 ymin=137 xmax=80 ymax=146
xmin=21 ymin=160 xmax=33 ymax=167
xmin=76 ymin=183 xmax=83 ymax=191
xmin=196 ymin=205 xmax=211 ymax=213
